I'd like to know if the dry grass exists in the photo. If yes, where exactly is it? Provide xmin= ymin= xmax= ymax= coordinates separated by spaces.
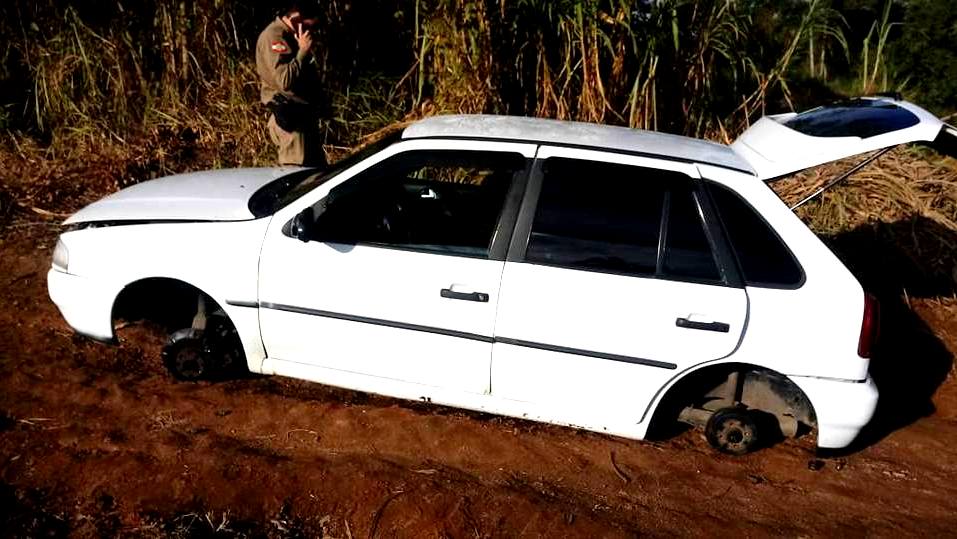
xmin=2 ymin=1 xmax=954 ymax=301
xmin=0 ymin=130 xmax=212 ymax=218
xmin=772 ymin=147 xmax=957 ymax=288
xmin=774 ymin=147 xmax=957 ymax=234
xmin=147 ymin=410 xmax=187 ymax=432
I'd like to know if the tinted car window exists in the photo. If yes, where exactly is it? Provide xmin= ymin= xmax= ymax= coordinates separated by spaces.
xmin=249 ymin=132 xmax=402 ymax=217
xmin=782 ymin=99 xmax=920 ymax=139
xmin=662 ymin=186 xmax=721 ymax=281
xmin=313 ymin=150 xmax=525 ymax=258
xmin=706 ymin=183 xmax=803 ymax=287
xmin=526 ymin=158 xmax=721 ymax=282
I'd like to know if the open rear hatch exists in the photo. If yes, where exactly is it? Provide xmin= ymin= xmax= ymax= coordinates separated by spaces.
xmin=732 ymin=96 xmax=957 ymax=182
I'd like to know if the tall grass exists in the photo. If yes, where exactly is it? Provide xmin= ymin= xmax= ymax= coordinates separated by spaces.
xmin=1 ymin=0 xmax=416 ymax=163
xmin=2 ymin=0 xmax=862 ymax=152
xmin=2 ymin=0 xmax=955 ymax=297
xmin=773 ymin=148 xmax=957 ymax=290
xmin=415 ymin=0 xmax=851 ymax=139
xmin=0 ymin=0 xmax=932 ymax=186
xmin=859 ymin=0 xmax=899 ymax=95
xmin=5 ymin=1 xmax=271 ymax=166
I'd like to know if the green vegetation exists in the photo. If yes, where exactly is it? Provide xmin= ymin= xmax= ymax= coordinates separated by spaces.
xmin=3 ymin=0 xmax=953 ymax=157
xmin=0 ymin=1 xmax=953 ymax=306
xmin=1 ymin=0 xmax=417 ymax=166
xmin=891 ymin=0 xmax=957 ymax=113
xmin=0 ymin=1 xmax=955 ymax=239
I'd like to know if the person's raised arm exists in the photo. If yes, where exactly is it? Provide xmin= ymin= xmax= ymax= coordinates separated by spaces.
xmin=263 ymin=25 xmax=312 ymax=91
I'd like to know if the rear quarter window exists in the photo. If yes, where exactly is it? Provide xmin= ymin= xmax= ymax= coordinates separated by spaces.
xmin=706 ymin=183 xmax=804 ymax=288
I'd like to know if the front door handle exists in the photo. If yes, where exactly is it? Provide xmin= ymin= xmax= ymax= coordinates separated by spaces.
xmin=676 ymin=317 xmax=730 ymax=333
xmin=441 ymin=289 xmax=489 ymax=302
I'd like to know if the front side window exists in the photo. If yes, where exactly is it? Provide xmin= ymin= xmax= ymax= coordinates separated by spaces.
xmin=525 ymin=158 xmax=721 ymax=282
xmin=313 ymin=150 xmax=525 ymax=258
xmin=249 ymin=132 xmax=402 ymax=217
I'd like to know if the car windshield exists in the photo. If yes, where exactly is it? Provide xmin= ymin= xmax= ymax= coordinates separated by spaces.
xmin=248 ymin=131 xmax=402 ymax=217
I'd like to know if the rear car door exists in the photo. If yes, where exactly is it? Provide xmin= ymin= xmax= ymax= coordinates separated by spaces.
xmin=258 ymin=140 xmax=535 ymax=395
xmin=491 ymin=147 xmax=748 ymax=430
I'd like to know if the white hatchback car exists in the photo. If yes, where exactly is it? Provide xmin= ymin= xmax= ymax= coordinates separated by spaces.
xmin=48 ymin=97 xmax=956 ymax=454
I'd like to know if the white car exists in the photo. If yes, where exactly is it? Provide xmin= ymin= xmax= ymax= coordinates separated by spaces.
xmin=48 ymin=97 xmax=956 ymax=454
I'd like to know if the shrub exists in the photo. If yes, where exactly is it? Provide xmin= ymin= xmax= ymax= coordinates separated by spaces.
xmin=890 ymin=0 xmax=957 ymax=114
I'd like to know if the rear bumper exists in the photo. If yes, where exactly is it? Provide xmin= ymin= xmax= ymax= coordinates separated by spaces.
xmin=790 ymin=374 xmax=879 ymax=449
xmin=47 ymin=268 xmax=117 ymax=343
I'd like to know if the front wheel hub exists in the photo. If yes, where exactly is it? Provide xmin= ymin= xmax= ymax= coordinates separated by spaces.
xmin=162 ymin=329 xmax=212 ymax=381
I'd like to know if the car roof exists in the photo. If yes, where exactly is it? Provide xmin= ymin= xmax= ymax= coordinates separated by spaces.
xmin=401 ymin=114 xmax=755 ymax=174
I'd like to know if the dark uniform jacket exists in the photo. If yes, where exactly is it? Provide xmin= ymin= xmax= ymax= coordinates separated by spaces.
xmin=255 ymin=17 xmax=319 ymax=106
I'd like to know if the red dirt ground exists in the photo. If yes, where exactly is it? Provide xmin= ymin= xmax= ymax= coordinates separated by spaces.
xmin=3 ymin=223 xmax=957 ymax=537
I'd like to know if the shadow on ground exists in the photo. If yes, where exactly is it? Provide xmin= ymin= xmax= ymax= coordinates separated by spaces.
xmin=823 ymin=216 xmax=956 ymax=451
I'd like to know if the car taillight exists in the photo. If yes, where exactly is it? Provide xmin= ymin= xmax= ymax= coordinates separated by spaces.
xmin=858 ymin=293 xmax=880 ymax=358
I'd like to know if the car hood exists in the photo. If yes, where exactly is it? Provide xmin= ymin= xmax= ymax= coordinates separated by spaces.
xmin=64 ymin=167 xmax=306 ymax=225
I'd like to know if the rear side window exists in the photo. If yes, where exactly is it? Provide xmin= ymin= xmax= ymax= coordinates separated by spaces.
xmin=706 ymin=183 xmax=803 ymax=287
xmin=663 ymin=187 xmax=721 ymax=281
xmin=525 ymin=158 xmax=720 ymax=282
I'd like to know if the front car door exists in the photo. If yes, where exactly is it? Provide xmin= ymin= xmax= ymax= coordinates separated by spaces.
xmin=258 ymin=139 xmax=536 ymax=397
xmin=491 ymin=147 xmax=748 ymax=435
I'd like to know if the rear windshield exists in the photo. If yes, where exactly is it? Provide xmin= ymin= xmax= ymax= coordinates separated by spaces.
xmin=782 ymin=99 xmax=920 ymax=139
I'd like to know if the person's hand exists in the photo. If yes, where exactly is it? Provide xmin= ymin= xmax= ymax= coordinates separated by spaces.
xmin=296 ymin=24 xmax=313 ymax=53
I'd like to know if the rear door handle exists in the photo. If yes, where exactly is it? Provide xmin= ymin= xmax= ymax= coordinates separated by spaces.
xmin=441 ymin=289 xmax=489 ymax=302
xmin=676 ymin=317 xmax=730 ymax=333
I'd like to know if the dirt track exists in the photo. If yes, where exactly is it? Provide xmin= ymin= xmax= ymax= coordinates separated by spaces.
xmin=3 ymin=224 xmax=957 ymax=537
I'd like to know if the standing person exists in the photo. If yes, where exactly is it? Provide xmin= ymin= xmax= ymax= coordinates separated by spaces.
xmin=256 ymin=3 xmax=325 ymax=167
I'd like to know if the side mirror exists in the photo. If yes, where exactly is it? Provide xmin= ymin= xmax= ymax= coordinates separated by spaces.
xmin=290 ymin=207 xmax=315 ymax=242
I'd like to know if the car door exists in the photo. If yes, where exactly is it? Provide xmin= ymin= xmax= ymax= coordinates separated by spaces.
xmin=490 ymin=147 xmax=748 ymax=429
xmin=258 ymin=139 xmax=536 ymax=395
